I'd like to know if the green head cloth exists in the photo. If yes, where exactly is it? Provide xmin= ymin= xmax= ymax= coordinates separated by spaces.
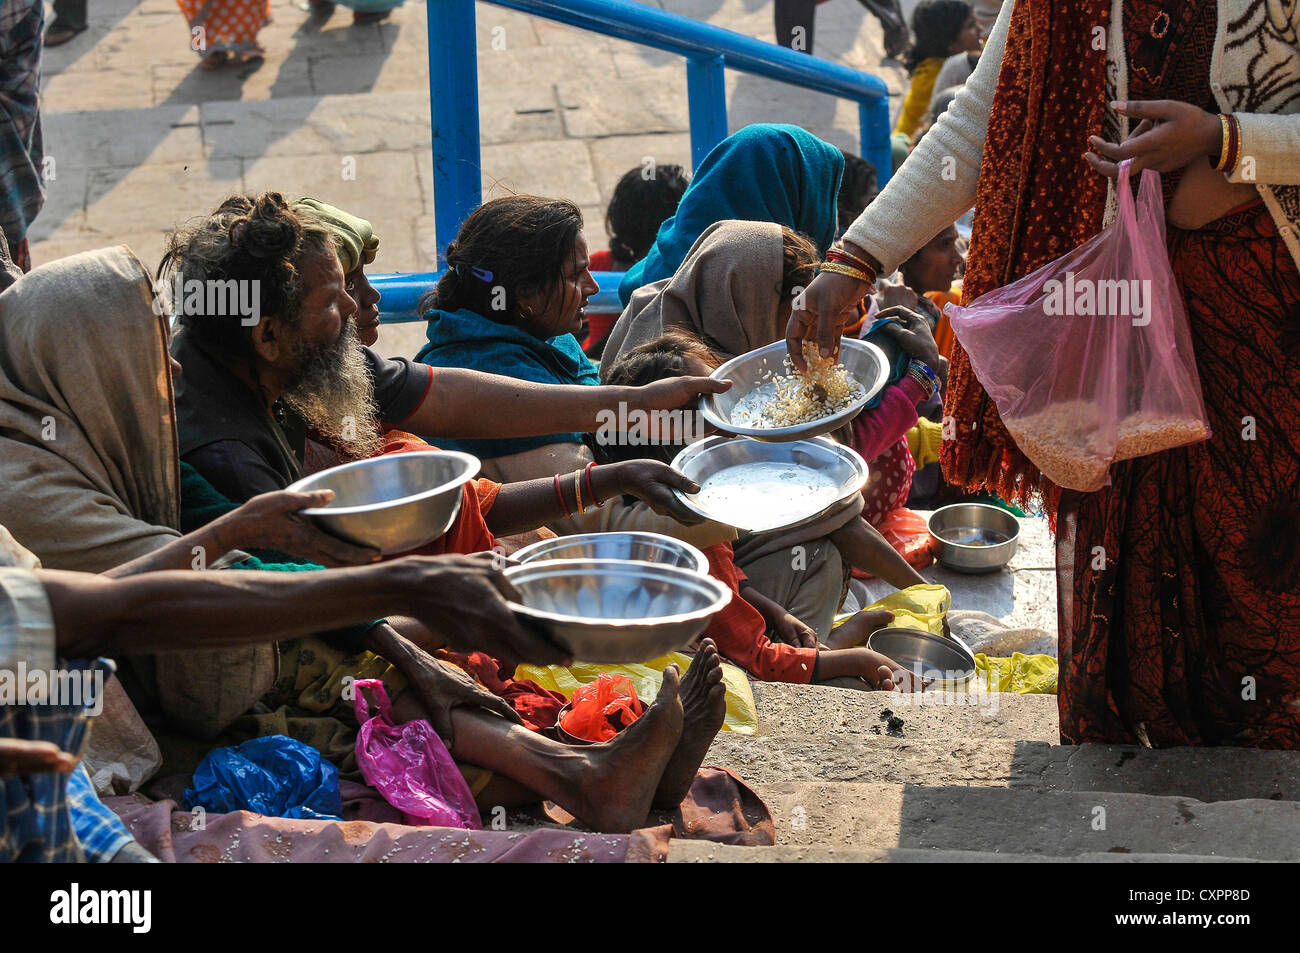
xmin=294 ymin=197 xmax=379 ymax=274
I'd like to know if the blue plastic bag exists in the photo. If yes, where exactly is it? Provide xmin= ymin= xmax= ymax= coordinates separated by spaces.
xmin=183 ymin=735 xmax=343 ymax=821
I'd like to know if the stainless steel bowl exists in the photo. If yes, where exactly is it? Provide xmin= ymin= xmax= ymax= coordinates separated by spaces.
xmin=927 ymin=503 xmax=1021 ymax=573
xmin=671 ymin=435 xmax=868 ymax=533
xmin=503 ymin=559 xmax=731 ymax=664
xmin=865 ymin=627 xmax=977 ymax=690
xmin=700 ymin=338 xmax=890 ymax=442
xmin=289 ymin=450 xmax=479 ymax=555
xmin=511 ymin=532 xmax=709 ymax=575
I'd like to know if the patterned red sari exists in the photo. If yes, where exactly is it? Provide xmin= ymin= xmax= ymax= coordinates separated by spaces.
xmin=944 ymin=0 xmax=1300 ymax=747
xmin=1057 ymin=0 xmax=1300 ymax=748
xmin=176 ymin=0 xmax=270 ymax=58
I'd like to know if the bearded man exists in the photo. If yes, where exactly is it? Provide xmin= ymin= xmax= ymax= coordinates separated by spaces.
xmin=165 ymin=192 xmax=726 ymax=504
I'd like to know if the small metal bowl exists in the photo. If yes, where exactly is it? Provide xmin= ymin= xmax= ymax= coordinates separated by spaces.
xmin=503 ymin=559 xmax=731 ymax=664
xmin=671 ymin=435 xmax=868 ymax=533
xmin=288 ymin=450 xmax=479 ymax=555
xmin=553 ymin=702 xmax=597 ymax=746
xmin=865 ymin=627 xmax=977 ymax=691
xmin=700 ymin=338 xmax=890 ymax=442
xmin=927 ymin=503 xmax=1021 ymax=573
xmin=511 ymin=532 xmax=708 ymax=575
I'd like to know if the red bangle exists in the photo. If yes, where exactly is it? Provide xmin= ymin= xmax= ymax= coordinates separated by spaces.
xmin=553 ymin=473 xmax=572 ymax=518
xmin=1226 ymin=114 xmax=1241 ymax=173
xmin=826 ymin=246 xmax=879 ymax=283
xmin=584 ymin=461 xmax=603 ymax=507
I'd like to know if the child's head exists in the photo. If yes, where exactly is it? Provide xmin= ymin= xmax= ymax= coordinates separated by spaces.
xmin=600 ymin=330 xmax=722 ymax=464
xmin=837 ymin=152 xmax=879 ymax=234
xmin=905 ymin=1 xmax=979 ymax=72
xmin=605 ymin=164 xmax=690 ymax=267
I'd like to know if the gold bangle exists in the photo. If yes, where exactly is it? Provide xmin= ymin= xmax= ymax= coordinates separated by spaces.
xmin=573 ymin=469 xmax=584 ymax=515
xmin=819 ymin=261 xmax=872 ymax=282
xmin=1215 ymin=114 xmax=1231 ymax=171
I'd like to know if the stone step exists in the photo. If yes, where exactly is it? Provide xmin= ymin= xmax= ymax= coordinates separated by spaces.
xmin=667 ymin=842 xmax=1265 ymax=863
xmin=743 ymin=683 xmax=1060 ymax=742
xmin=709 ymin=733 xmax=1039 ymax=786
xmin=1008 ymin=743 xmax=1300 ymax=803
xmin=746 ymin=781 xmax=1300 ymax=860
xmin=709 ymin=685 xmax=1061 ymax=787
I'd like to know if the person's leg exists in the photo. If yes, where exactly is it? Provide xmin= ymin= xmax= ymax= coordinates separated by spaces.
xmin=774 ymin=0 xmax=817 ymax=53
xmin=854 ymin=0 xmax=909 ymax=58
xmin=45 ymin=0 xmax=88 ymax=44
xmin=652 ymin=639 xmax=726 ymax=809
xmin=53 ymin=0 xmax=88 ymax=29
xmin=738 ymin=538 xmax=846 ymax=641
xmin=446 ymin=668 xmax=685 ymax=832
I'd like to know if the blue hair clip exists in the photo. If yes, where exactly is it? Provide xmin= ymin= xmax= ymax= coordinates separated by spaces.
xmin=470 ymin=265 xmax=493 ymax=282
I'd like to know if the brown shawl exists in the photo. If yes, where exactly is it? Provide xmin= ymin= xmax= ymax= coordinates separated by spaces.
xmin=0 ymin=246 xmax=276 ymax=737
xmin=601 ymin=220 xmax=787 ymax=371
xmin=941 ymin=0 xmax=1113 ymax=518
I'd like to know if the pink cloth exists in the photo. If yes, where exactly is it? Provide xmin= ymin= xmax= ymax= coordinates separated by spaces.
xmin=850 ymin=378 xmax=924 ymax=525
xmin=105 ymin=794 xmax=631 ymax=863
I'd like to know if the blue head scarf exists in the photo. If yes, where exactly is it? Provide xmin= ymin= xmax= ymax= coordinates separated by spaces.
xmin=618 ymin=124 xmax=845 ymax=306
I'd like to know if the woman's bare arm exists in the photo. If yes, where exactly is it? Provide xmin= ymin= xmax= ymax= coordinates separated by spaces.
xmin=401 ymin=367 xmax=730 ymax=441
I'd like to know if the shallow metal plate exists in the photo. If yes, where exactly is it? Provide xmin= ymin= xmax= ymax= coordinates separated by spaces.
xmin=700 ymin=338 xmax=890 ymax=442
xmin=671 ymin=435 xmax=868 ymax=533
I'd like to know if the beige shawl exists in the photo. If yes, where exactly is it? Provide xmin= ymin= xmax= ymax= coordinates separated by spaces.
xmin=0 ymin=247 xmax=181 ymax=568
xmin=0 ymin=246 xmax=275 ymax=738
xmin=601 ymin=220 xmax=787 ymax=373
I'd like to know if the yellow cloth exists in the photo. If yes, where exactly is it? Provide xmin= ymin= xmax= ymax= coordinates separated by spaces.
xmin=854 ymin=583 xmax=952 ymax=634
xmin=894 ymin=58 xmax=944 ymax=138
xmin=906 ymin=418 xmax=944 ymax=468
xmin=974 ymin=653 xmax=1058 ymax=694
xmin=515 ymin=654 xmax=758 ymax=735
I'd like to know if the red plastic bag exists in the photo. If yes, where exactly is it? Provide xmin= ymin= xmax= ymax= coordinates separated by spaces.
xmin=352 ymin=679 xmax=481 ymax=829
xmin=559 ymin=673 xmax=645 ymax=743
xmin=944 ymin=162 xmax=1210 ymax=491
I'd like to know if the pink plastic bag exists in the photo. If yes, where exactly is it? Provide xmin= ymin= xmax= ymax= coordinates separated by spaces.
xmin=352 ymin=678 xmax=481 ymax=829
xmin=944 ymin=162 xmax=1210 ymax=491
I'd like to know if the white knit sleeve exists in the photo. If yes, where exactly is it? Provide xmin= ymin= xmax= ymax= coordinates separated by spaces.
xmin=842 ymin=0 xmax=1012 ymax=273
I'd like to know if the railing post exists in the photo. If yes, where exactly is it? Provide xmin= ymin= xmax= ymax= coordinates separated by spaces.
xmin=859 ymin=97 xmax=893 ymax=188
xmin=428 ymin=0 xmax=483 ymax=264
xmin=685 ymin=54 xmax=727 ymax=169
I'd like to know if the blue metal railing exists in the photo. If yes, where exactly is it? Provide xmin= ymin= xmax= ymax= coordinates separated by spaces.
xmin=373 ymin=0 xmax=894 ymax=322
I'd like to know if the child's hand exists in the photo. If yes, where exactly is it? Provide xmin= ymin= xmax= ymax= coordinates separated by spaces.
xmin=773 ymin=612 xmax=818 ymax=649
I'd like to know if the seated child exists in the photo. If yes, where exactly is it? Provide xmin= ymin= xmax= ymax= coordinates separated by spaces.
xmin=600 ymin=331 xmax=922 ymax=690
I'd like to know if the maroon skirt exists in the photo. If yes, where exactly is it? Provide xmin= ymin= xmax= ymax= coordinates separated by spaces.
xmin=1057 ymin=201 xmax=1300 ymax=748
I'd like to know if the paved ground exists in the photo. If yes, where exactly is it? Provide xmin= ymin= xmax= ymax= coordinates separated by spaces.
xmin=33 ymin=0 xmax=907 ymax=302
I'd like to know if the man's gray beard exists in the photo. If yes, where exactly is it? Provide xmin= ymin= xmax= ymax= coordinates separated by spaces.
xmin=281 ymin=320 xmax=384 ymax=459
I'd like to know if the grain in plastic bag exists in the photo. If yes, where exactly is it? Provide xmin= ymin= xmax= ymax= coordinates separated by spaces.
xmin=353 ymin=678 xmax=481 ymax=829
xmin=944 ymin=162 xmax=1210 ymax=491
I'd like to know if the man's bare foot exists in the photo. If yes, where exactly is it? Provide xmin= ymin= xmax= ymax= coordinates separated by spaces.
xmin=571 ymin=666 xmax=683 ymax=832
xmin=652 ymin=640 xmax=726 ymax=809
xmin=823 ymin=609 xmax=893 ymax=650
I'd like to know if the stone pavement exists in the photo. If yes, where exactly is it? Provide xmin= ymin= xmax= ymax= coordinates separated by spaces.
xmin=33 ymin=0 xmax=908 ymax=364
xmin=689 ymin=683 xmax=1300 ymax=861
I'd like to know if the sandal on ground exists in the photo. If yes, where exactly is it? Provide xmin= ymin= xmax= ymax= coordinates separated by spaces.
xmin=44 ymin=22 xmax=88 ymax=47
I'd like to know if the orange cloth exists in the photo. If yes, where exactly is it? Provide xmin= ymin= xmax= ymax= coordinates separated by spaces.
xmin=700 ymin=543 xmax=817 ymax=684
xmin=940 ymin=0 xmax=1112 ymax=518
xmin=377 ymin=430 xmax=499 ymax=556
xmin=925 ymin=289 xmax=959 ymax=359
xmin=176 ymin=0 xmax=269 ymax=54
